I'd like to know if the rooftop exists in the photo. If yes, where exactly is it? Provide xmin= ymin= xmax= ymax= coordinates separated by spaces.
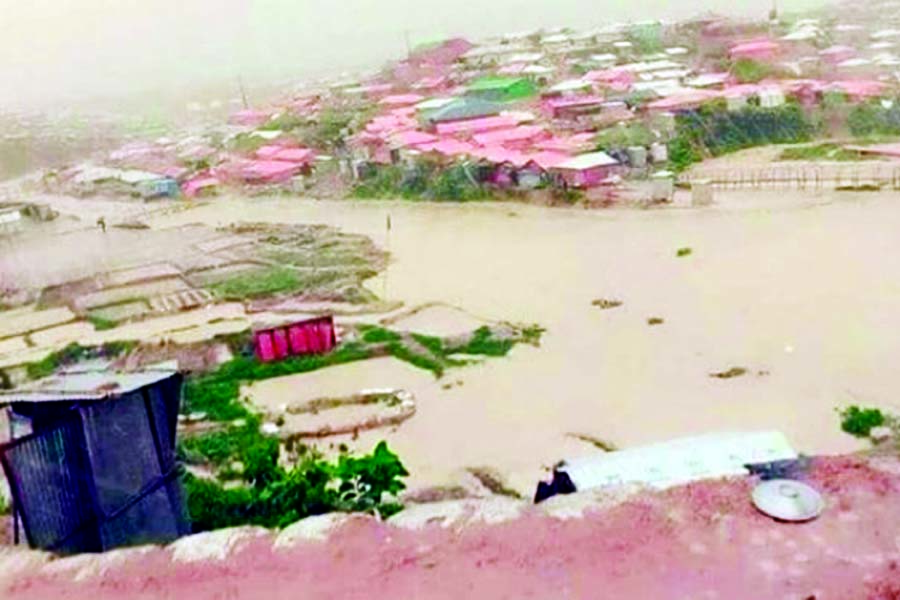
xmin=0 ymin=365 xmax=178 ymax=404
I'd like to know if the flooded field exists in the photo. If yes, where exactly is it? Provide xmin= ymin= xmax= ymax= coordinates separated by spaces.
xmin=139 ymin=190 xmax=900 ymax=492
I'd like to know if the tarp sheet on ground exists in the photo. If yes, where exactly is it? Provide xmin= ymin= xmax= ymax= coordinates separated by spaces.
xmin=558 ymin=430 xmax=797 ymax=492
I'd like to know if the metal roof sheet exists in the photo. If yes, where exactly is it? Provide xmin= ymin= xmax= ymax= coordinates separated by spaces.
xmin=0 ymin=367 xmax=178 ymax=404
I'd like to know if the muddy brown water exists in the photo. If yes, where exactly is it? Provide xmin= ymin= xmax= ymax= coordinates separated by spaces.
xmin=11 ymin=189 xmax=900 ymax=493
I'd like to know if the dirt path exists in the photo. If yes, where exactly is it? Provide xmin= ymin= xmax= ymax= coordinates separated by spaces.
xmin=5 ymin=455 xmax=900 ymax=599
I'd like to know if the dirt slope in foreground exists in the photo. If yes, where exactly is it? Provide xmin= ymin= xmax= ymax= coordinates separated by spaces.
xmin=3 ymin=454 xmax=900 ymax=599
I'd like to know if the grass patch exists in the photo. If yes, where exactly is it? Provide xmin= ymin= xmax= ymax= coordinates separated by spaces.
xmin=208 ymin=267 xmax=302 ymax=300
xmin=182 ymin=342 xmax=374 ymax=421
xmin=778 ymin=143 xmax=865 ymax=161
xmin=386 ymin=341 xmax=445 ymax=377
xmin=676 ymin=247 xmax=692 ymax=257
xmin=87 ymin=314 xmax=118 ymax=331
xmin=359 ymin=325 xmax=402 ymax=344
xmin=24 ymin=341 xmax=137 ymax=380
xmin=451 ymin=326 xmax=514 ymax=357
xmin=410 ymin=332 xmax=444 ymax=355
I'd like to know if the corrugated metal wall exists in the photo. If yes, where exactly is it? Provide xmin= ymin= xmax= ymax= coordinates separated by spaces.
xmin=0 ymin=375 xmax=189 ymax=554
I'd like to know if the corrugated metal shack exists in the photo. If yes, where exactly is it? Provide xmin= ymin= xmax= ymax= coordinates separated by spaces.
xmin=0 ymin=364 xmax=189 ymax=554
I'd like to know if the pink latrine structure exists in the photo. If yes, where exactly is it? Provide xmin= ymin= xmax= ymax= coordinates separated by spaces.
xmin=253 ymin=316 xmax=337 ymax=362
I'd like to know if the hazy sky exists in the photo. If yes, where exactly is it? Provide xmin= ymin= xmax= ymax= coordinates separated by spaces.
xmin=0 ymin=0 xmax=825 ymax=110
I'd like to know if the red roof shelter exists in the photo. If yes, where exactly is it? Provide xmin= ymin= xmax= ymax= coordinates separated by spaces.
xmin=253 ymin=316 xmax=337 ymax=362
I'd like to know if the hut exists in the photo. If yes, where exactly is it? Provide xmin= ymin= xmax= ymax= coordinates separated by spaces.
xmin=0 ymin=365 xmax=189 ymax=553
xmin=464 ymin=77 xmax=538 ymax=102
xmin=253 ymin=316 xmax=337 ymax=363
xmin=550 ymin=152 xmax=621 ymax=188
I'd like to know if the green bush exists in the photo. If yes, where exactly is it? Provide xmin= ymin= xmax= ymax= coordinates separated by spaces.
xmin=839 ymin=405 xmax=886 ymax=438
xmin=596 ymin=123 xmax=655 ymax=152
xmin=87 ymin=314 xmax=118 ymax=331
xmin=184 ymin=441 xmax=408 ymax=531
xmin=730 ymin=59 xmax=773 ymax=84
xmin=668 ymin=103 xmax=816 ymax=172
xmin=847 ymin=101 xmax=900 ymax=137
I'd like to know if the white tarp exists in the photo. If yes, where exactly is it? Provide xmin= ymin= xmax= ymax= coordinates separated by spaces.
xmin=559 ymin=431 xmax=798 ymax=491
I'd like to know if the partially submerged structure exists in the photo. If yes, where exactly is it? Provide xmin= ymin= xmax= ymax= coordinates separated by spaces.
xmin=253 ymin=316 xmax=337 ymax=363
xmin=535 ymin=431 xmax=797 ymax=502
xmin=0 ymin=365 xmax=189 ymax=553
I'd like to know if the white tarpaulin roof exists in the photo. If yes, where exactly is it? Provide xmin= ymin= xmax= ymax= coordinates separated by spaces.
xmin=554 ymin=151 xmax=619 ymax=170
xmin=559 ymin=431 xmax=797 ymax=491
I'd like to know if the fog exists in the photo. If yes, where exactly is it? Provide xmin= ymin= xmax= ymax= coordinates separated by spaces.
xmin=1 ymin=0 xmax=826 ymax=111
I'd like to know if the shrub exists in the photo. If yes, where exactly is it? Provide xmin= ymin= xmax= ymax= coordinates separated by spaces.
xmin=183 ymin=441 xmax=408 ymax=531
xmin=596 ymin=123 xmax=656 ymax=152
xmin=453 ymin=326 xmax=514 ymax=357
xmin=847 ymin=101 xmax=900 ymax=137
xmin=839 ymin=405 xmax=886 ymax=438
xmin=730 ymin=59 xmax=773 ymax=84
xmin=667 ymin=103 xmax=816 ymax=171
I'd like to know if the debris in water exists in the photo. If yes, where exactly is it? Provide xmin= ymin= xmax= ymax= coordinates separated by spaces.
xmin=710 ymin=367 xmax=747 ymax=379
xmin=568 ymin=433 xmax=618 ymax=452
xmin=676 ymin=247 xmax=693 ymax=257
xmin=647 ymin=317 xmax=664 ymax=326
xmin=592 ymin=298 xmax=623 ymax=310
xmin=467 ymin=467 xmax=523 ymax=499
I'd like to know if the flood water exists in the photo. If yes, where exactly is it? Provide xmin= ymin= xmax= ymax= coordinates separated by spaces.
xmin=148 ymin=191 xmax=900 ymax=491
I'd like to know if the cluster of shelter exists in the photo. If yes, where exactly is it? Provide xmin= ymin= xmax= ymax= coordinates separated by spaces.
xmin=48 ymin=5 xmax=900 ymax=201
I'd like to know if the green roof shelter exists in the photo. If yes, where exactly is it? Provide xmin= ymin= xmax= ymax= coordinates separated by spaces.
xmin=465 ymin=77 xmax=538 ymax=102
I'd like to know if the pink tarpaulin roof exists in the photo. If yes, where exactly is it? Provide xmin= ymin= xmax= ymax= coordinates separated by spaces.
xmin=417 ymin=138 xmax=476 ymax=157
xmin=182 ymin=175 xmax=220 ymax=197
xmin=472 ymin=125 xmax=547 ymax=147
xmin=434 ymin=115 xmax=518 ymax=136
xmin=526 ymin=150 xmax=570 ymax=169
xmin=829 ymin=80 xmax=888 ymax=98
xmin=534 ymin=134 xmax=596 ymax=154
xmin=229 ymin=109 xmax=271 ymax=126
xmin=256 ymin=145 xmax=287 ymax=160
xmin=380 ymin=94 xmax=426 ymax=106
xmin=471 ymin=146 xmax=531 ymax=167
xmin=729 ymin=38 xmax=779 ymax=60
xmin=583 ymin=69 xmax=635 ymax=91
xmin=366 ymin=115 xmax=417 ymax=134
xmin=390 ymin=106 xmax=418 ymax=118
xmin=255 ymin=146 xmax=315 ymax=164
xmin=271 ymin=148 xmax=315 ymax=163
xmin=720 ymin=83 xmax=763 ymax=98
xmin=239 ymin=160 xmax=303 ymax=182
xmin=390 ymin=130 xmax=439 ymax=147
